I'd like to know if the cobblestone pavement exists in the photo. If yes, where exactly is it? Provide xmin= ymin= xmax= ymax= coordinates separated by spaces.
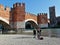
xmin=0 ymin=34 xmax=60 ymax=45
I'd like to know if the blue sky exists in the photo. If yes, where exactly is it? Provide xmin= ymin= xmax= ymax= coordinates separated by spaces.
xmin=0 ymin=0 xmax=60 ymax=18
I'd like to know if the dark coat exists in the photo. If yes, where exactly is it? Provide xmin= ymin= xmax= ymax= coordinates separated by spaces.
xmin=33 ymin=30 xmax=36 ymax=35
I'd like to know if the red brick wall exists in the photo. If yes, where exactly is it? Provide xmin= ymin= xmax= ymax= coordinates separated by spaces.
xmin=10 ymin=3 xmax=25 ymax=22
xmin=25 ymin=13 xmax=37 ymax=22
xmin=37 ymin=13 xmax=48 ymax=24
xmin=0 ymin=5 xmax=10 ymax=21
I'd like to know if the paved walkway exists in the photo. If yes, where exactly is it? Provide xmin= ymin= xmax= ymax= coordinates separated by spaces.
xmin=0 ymin=35 xmax=60 ymax=45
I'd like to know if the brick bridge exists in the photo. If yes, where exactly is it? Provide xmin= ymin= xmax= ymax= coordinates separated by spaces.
xmin=0 ymin=4 xmax=10 ymax=31
xmin=0 ymin=3 xmax=48 ymax=33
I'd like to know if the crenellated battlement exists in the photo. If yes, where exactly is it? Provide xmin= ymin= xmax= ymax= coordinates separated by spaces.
xmin=38 ymin=13 xmax=47 ymax=16
xmin=0 ymin=4 xmax=4 ymax=10
xmin=0 ymin=4 xmax=10 ymax=11
xmin=26 ymin=12 xmax=37 ymax=16
xmin=5 ymin=7 xmax=10 ymax=11
xmin=13 ymin=3 xmax=25 ymax=8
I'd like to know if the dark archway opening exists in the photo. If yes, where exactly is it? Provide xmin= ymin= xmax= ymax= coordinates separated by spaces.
xmin=25 ymin=21 xmax=38 ymax=29
xmin=57 ymin=21 xmax=60 ymax=27
xmin=57 ymin=22 xmax=60 ymax=25
xmin=25 ymin=22 xmax=34 ymax=29
xmin=0 ymin=20 xmax=10 ymax=34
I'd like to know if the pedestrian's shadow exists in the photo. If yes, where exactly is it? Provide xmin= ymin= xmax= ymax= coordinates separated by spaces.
xmin=13 ymin=37 xmax=33 ymax=39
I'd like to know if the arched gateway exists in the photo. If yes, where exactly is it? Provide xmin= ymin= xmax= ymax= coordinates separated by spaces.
xmin=0 ymin=5 xmax=10 ymax=33
xmin=0 ymin=17 xmax=10 ymax=33
xmin=25 ymin=19 xmax=38 ymax=29
xmin=10 ymin=3 xmax=48 ymax=33
xmin=0 ymin=3 xmax=48 ymax=33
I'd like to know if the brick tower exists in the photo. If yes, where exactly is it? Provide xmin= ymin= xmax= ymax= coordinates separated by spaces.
xmin=10 ymin=3 xmax=25 ymax=32
xmin=37 ymin=13 xmax=48 ymax=28
xmin=49 ymin=6 xmax=57 ymax=27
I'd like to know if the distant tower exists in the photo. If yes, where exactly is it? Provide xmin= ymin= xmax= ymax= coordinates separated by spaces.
xmin=49 ymin=6 xmax=57 ymax=27
xmin=37 ymin=13 xmax=48 ymax=28
xmin=10 ymin=3 xmax=25 ymax=33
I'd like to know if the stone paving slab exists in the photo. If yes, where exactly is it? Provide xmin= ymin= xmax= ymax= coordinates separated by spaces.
xmin=0 ymin=34 xmax=60 ymax=45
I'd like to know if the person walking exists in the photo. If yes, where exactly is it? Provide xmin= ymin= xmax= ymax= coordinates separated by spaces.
xmin=33 ymin=29 xmax=36 ymax=38
xmin=37 ymin=28 xmax=41 ymax=39
xmin=37 ymin=28 xmax=43 ymax=40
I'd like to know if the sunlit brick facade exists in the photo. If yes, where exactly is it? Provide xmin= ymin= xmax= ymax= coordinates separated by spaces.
xmin=0 ymin=3 xmax=48 ymax=32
